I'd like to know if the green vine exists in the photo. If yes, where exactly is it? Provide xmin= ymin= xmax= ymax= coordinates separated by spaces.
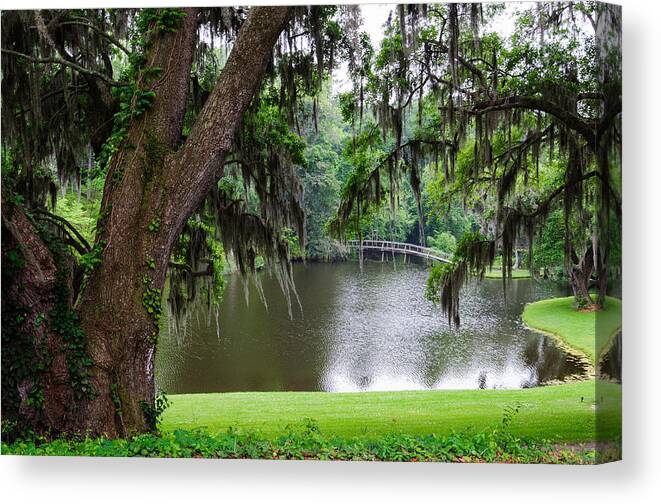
xmin=139 ymin=392 xmax=170 ymax=431
xmin=136 ymin=9 xmax=187 ymax=35
xmin=2 ymin=226 xmax=50 ymax=437
xmin=79 ymin=240 xmax=107 ymax=275
xmin=141 ymin=274 xmax=162 ymax=345
xmin=93 ymin=9 xmax=188 ymax=239
xmin=93 ymin=10 xmax=188 ymax=240
xmin=1 ymin=301 xmax=40 ymax=424
xmin=2 ymin=218 xmax=96 ymax=442
xmin=142 ymin=286 xmax=161 ymax=321
xmin=148 ymin=216 xmax=161 ymax=233
xmin=96 ymin=9 xmax=186 ymax=181
xmin=110 ymin=383 xmax=122 ymax=417
xmin=97 ymin=84 xmax=158 ymax=180
xmin=38 ymin=223 xmax=96 ymax=402
xmin=50 ymin=266 xmax=95 ymax=401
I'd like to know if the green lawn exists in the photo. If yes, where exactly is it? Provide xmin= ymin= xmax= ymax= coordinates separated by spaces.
xmin=161 ymin=379 xmax=620 ymax=442
xmin=160 ymin=294 xmax=623 ymax=444
xmin=483 ymin=268 xmax=531 ymax=279
xmin=522 ymin=296 xmax=622 ymax=363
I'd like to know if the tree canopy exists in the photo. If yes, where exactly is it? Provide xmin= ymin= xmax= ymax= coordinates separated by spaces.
xmin=328 ymin=2 xmax=621 ymax=324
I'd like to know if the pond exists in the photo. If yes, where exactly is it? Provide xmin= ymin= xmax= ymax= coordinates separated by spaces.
xmin=156 ymin=260 xmax=587 ymax=394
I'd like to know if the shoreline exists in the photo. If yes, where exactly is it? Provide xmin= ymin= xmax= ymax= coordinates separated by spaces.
xmin=522 ymin=296 xmax=622 ymax=382
xmin=523 ymin=322 xmax=596 ymax=380
xmin=159 ymin=294 xmax=621 ymax=443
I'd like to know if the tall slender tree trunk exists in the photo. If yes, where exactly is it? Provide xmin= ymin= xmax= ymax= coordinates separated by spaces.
xmin=5 ymin=6 xmax=292 ymax=438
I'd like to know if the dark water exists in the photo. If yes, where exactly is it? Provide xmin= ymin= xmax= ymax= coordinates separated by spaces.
xmin=599 ymin=331 xmax=622 ymax=383
xmin=156 ymin=261 xmax=587 ymax=394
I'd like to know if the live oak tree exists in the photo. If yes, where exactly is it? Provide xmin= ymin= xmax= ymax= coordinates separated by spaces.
xmin=1 ymin=6 xmax=345 ymax=438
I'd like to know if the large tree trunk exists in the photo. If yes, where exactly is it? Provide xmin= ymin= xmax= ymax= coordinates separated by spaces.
xmin=12 ymin=6 xmax=293 ymax=438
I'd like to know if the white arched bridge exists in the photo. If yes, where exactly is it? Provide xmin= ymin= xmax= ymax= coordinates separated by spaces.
xmin=345 ymin=239 xmax=452 ymax=264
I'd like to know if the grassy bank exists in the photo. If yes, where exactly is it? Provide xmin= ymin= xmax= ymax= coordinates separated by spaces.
xmin=522 ymin=296 xmax=622 ymax=363
xmin=483 ymin=268 xmax=531 ymax=279
xmin=161 ymin=380 xmax=621 ymax=443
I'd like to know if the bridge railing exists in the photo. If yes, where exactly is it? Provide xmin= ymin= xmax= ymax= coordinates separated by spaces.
xmin=345 ymin=239 xmax=452 ymax=263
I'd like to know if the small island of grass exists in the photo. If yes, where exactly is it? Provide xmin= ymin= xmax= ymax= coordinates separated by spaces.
xmin=522 ymin=296 xmax=622 ymax=364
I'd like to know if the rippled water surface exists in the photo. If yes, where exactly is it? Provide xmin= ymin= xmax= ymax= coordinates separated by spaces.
xmin=156 ymin=261 xmax=585 ymax=393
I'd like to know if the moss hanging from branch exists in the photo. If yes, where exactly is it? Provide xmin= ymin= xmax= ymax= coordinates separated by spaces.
xmin=164 ymin=6 xmax=346 ymax=331
xmin=426 ymin=232 xmax=496 ymax=327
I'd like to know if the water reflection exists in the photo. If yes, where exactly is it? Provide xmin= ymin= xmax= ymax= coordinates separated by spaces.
xmin=599 ymin=331 xmax=622 ymax=383
xmin=156 ymin=261 xmax=586 ymax=394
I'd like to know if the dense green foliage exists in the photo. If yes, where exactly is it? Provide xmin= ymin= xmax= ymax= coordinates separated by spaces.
xmin=2 ymin=420 xmax=614 ymax=463
xmin=532 ymin=209 xmax=566 ymax=278
xmin=328 ymin=2 xmax=621 ymax=318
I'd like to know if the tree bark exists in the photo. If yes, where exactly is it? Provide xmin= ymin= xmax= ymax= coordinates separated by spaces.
xmin=593 ymin=234 xmax=608 ymax=309
xmin=568 ymin=243 xmax=595 ymax=308
xmin=54 ymin=6 xmax=291 ymax=437
xmin=2 ymin=198 xmax=56 ymax=434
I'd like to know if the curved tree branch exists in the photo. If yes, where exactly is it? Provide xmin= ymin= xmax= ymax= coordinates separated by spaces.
xmin=33 ymin=208 xmax=92 ymax=253
xmin=471 ymin=95 xmax=595 ymax=144
xmin=494 ymin=125 xmax=552 ymax=166
xmin=1 ymin=48 xmax=126 ymax=86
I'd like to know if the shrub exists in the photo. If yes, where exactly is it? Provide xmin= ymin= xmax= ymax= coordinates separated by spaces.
xmin=428 ymin=231 xmax=457 ymax=255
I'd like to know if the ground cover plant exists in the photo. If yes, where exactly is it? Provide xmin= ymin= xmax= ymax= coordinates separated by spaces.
xmin=2 ymin=419 xmax=617 ymax=464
